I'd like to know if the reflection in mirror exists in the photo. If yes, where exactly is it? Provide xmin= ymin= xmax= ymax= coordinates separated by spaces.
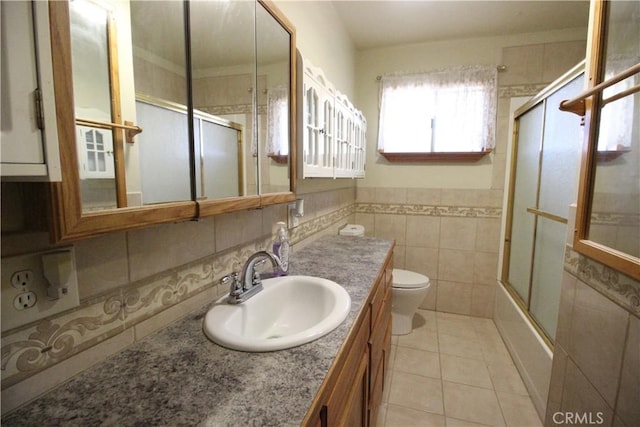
xmin=257 ymin=1 xmax=291 ymax=194
xmin=130 ymin=1 xmax=190 ymax=206
xmin=190 ymin=0 xmax=257 ymax=198
xmin=70 ymin=0 xmax=192 ymax=211
xmin=588 ymin=0 xmax=640 ymax=258
xmin=69 ymin=0 xmax=118 ymax=210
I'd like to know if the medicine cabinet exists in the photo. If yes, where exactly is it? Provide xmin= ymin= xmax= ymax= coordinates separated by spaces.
xmin=1 ymin=1 xmax=61 ymax=181
xmin=42 ymin=0 xmax=296 ymax=242
xmin=301 ymin=57 xmax=366 ymax=179
xmin=560 ymin=0 xmax=640 ymax=280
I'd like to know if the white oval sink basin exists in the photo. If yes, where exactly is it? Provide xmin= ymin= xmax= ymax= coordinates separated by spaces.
xmin=203 ymin=275 xmax=351 ymax=352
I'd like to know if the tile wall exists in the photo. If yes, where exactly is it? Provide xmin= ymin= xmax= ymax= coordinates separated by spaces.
xmin=1 ymin=186 xmax=355 ymax=414
xmin=355 ymin=188 xmax=503 ymax=318
xmin=540 ymin=202 xmax=640 ymax=427
xmin=545 ymin=258 xmax=639 ymax=427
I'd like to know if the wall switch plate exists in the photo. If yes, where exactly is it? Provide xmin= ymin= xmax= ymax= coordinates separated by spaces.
xmin=1 ymin=247 xmax=80 ymax=332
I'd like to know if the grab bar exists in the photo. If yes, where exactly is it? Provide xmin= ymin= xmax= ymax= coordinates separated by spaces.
xmin=559 ymin=62 xmax=640 ymax=116
xmin=75 ymin=118 xmax=143 ymax=143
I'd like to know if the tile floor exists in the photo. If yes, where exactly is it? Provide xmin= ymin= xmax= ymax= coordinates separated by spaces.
xmin=378 ymin=310 xmax=543 ymax=427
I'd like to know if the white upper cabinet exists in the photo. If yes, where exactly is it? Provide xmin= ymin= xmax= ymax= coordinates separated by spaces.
xmin=1 ymin=1 xmax=61 ymax=181
xmin=301 ymin=57 xmax=366 ymax=179
xmin=302 ymin=65 xmax=335 ymax=178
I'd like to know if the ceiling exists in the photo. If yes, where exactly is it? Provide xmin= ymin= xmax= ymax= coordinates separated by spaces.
xmin=331 ymin=1 xmax=590 ymax=50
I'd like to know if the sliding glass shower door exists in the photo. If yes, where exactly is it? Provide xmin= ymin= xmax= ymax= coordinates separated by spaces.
xmin=503 ymin=63 xmax=584 ymax=342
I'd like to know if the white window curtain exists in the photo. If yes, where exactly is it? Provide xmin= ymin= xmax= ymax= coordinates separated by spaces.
xmin=597 ymin=57 xmax=638 ymax=151
xmin=377 ymin=65 xmax=497 ymax=153
xmin=266 ymin=86 xmax=289 ymax=156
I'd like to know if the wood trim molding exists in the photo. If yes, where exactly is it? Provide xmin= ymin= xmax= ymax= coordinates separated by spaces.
xmin=378 ymin=149 xmax=492 ymax=162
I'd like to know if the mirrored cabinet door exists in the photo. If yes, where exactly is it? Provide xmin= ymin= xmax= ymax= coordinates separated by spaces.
xmin=47 ymin=0 xmax=295 ymax=243
xmin=570 ymin=0 xmax=640 ymax=280
xmin=190 ymin=0 xmax=258 ymax=202
xmin=257 ymin=0 xmax=292 ymax=196
xmin=129 ymin=1 xmax=191 ymax=207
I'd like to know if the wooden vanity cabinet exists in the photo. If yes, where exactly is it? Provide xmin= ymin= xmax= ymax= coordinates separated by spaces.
xmin=303 ymin=248 xmax=393 ymax=427
xmin=368 ymin=257 xmax=393 ymax=426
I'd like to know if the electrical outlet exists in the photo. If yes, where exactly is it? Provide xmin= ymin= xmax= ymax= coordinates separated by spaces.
xmin=14 ymin=291 xmax=37 ymax=310
xmin=11 ymin=270 xmax=33 ymax=289
xmin=1 ymin=247 xmax=80 ymax=332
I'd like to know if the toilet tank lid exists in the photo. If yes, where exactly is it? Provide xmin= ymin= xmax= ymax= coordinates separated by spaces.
xmin=392 ymin=269 xmax=430 ymax=288
xmin=339 ymin=224 xmax=365 ymax=236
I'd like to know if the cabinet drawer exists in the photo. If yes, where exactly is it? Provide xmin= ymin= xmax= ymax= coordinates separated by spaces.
xmin=369 ymin=279 xmax=384 ymax=332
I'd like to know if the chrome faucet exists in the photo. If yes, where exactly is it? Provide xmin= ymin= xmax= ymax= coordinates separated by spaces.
xmin=221 ymin=250 xmax=282 ymax=304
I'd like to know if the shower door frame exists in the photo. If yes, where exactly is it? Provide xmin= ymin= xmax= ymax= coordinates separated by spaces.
xmin=501 ymin=61 xmax=585 ymax=347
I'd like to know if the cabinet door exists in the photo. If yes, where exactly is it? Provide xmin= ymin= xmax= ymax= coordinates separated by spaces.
xmin=353 ymin=112 xmax=366 ymax=178
xmin=1 ymin=1 xmax=60 ymax=180
xmin=341 ymin=351 xmax=369 ymax=427
xmin=334 ymin=97 xmax=354 ymax=178
xmin=302 ymin=72 xmax=334 ymax=177
xmin=326 ymin=348 xmax=369 ymax=427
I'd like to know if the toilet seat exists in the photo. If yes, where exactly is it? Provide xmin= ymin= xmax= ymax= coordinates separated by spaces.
xmin=392 ymin=269 xmax=429 ymax=289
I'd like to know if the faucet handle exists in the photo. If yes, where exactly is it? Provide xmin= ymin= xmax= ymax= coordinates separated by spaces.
xmin=221 ymin=272 xmax=241 ymax=296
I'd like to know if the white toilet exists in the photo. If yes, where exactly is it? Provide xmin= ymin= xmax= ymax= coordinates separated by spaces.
xmin=391 ymin=269 xmax=430 ymax=335
xmin=339 ymin=224 xmax=431 ymax=335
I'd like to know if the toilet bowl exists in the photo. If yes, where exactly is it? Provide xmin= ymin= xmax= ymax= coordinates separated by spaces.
xmin=339 ymin=225 xmax=431 ymax=335
xmin=391 ymin=269 xmax=431 ymax=335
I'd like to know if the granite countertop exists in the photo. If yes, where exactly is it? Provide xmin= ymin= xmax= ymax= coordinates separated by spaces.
xmin=3 ymin=236 xmax=393 ymax=426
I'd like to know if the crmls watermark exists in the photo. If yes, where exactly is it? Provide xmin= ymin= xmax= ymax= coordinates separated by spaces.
xmin=552 ymin=412 xmax=605 ymax=425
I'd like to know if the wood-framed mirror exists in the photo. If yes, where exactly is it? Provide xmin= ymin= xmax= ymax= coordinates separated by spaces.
xmin=47 ymin=0 xmax=296 ymax=243
xmin=567 ymin=0 xmax=640 ymax=280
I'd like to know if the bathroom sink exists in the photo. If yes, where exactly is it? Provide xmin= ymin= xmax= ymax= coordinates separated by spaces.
xmin=203 ymin=275 xmax=351 ymax=352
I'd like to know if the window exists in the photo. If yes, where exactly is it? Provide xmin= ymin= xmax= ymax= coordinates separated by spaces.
xmin=266 ymin=85 xmax=289 ymax=159
xmin=377 ymin=65 xmax=497 ymax=160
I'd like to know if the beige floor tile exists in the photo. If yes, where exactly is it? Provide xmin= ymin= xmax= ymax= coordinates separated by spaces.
xmin=487 ymin=362 xmax=529 ymax=396
xmin=389 ymin=371 xmax=444 ymax=415
xmin=478 ymin=334 xmax=514 ymax=365
xmin=474 ymin=319 xmax=504 ymax=342
xmin=414 ymin=309 xmax=438 ymax=332
xmin=438 ymin=333 xmax=484 ymax=360
xmin=384 ymin=404 xmax=446 ymax=427
xmin=440 ymin=354 xmax=493 ymax=389
xmin=389 ymin=344 xmax=398 ymax=368
xmin=443 ymin=381 xmax=505 ymax=426
xmin=496 ymin=391 xmax=543 ymax=427
xmin=437 ymin=314 xmax=478 ymax=341
xmin=378 ymin=403 xmax=388 ymax=425
xmin=395 ymin=347 xmax=441 ymax=379
xmin=436 ymin=311 xmax=475 ymax=323
xmin=446 ymin=417 xmax=491 ymax=427
xmin=398 ymin=327 xmax=439 ymax=353
xmin=388 ymin=311 xmax=540 ymax=427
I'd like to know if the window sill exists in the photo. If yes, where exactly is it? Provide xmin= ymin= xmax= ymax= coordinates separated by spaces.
xmin=268 ymin=154 xmax=288 ymax=164
xmin=378 ymin=149 xmax=493 ymax=162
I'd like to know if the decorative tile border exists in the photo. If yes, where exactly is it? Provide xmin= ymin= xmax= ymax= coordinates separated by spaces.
xmin=355 ymin=203 xmax=502 ymax=219
xmin=0 ymin=237 xmax=270 ymax=389
xmin=0 ymin=205 xmax=354 ymax=390
xmin=290 ymin=205 xmax=354 ymax=244
xmin=564 ymin=246 xmax=640 ymax=317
